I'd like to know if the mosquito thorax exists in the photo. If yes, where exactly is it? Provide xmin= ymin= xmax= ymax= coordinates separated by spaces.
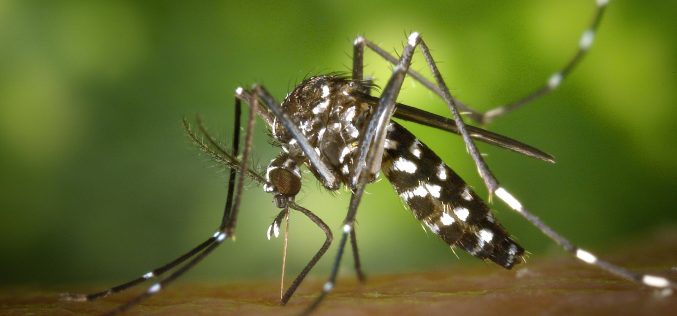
xmin=271 ymin=75 xmax=375 ymax=190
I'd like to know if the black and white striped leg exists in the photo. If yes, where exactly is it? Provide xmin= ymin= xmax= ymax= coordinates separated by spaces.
xmin=62 ymin=94 xmax=247 ymax=304
xmin=353 ymin=32 xmax=502 ymax=196
xmin=366 ymin=32 xmax=529 ymax=211
xmin=61 ymin=237 xmax=218 ymax=303
xmin=101 ymin=232 xmax=229 ymax=316
xmin=95 ymin=88 xmax=257 ymax=316
xmin=355 ymin=0 xmax=610 ymax=125
xmin=358 ymin=35 xmax=556 ymax=164
xmin=106 ymin=88 xmax=257 ymax=315
xmin=494 ymin=187 xmax=676 ymax=292
xmin=481 ymin=0 xmax=609 ymax=124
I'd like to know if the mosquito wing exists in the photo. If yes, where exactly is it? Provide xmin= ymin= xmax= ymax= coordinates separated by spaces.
xmin=360 ymin=94 xmax=554 ymax=163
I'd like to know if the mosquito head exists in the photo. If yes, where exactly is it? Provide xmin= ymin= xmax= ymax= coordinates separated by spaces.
xmin=269 ymin=168 xmax=301 ymax=207
xmin=264 ymin=155 xmax=302 ymax=208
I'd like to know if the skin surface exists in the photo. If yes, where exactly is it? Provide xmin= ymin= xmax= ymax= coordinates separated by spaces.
xmin=2 ymin=230 xmax=675 ymax=316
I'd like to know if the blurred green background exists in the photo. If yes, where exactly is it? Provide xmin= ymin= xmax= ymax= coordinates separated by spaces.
xmin=1 ymin=0 xmax=676 ymax=288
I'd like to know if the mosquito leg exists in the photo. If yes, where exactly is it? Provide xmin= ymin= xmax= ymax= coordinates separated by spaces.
xmin=96 ymin=89 xmax=258 ymax=315
xmin=494 ymin=187 xmax=675 ymax=291
xmin=349 ymin=36 xmax=369 ymax=284
xmin=61 ymin=237 xmax=217 ymax=302
xmin=481 ymin=0 xmax=608 ymax=123
xmin=221 ymin=88 xmax=258 ymax=236
xmin=352 ymin=32 xmax=420 ymax=185
xmin=416 ymin=36 xmax=501 ymax=195
xmin=102 ymin=232 xmax=226 ymax=316
xmin=360 ymin=37 xmax=475 ymax=116
xmin=350 ymin=228 xmax=367 ymax=283
xmin=361 ymin=31 xmax=502 ymax=201
xmin=280 ymin=202 xmax=333 ymax=305
xmin=300 ymin=216 xmax=355 ymax=315
xmin=222 ymin=96 xmax=242 ymax=225
xmin=353 ymin=36 xmax=365 ymax=81
xmin=63 ymin=92 xmax=248 ymax=303
xmin=361 ymin=0 xmax=610 ymax=124
xmin=376 ymin=32 xmax=673 ymax=292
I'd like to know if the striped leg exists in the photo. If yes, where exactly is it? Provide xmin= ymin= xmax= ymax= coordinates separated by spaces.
xmin=61 ymin=94 xmax=247 ymax=304
xmin=354 ymin=32 xmax=509 ymax=197
xmin=494 ymin=187 xmax=675 ymax=292
xmin=481 ymin=0 xmax=609 ymax=124
xmin=72 ymin=87 xmax=258 ymax=316
xmin=61 ymin=237 xmax=218 ymax=303
xmin=354 ymin=0 xmax=610 ymax=125
xmin=365 ymin=30 xmax=505 ymax=207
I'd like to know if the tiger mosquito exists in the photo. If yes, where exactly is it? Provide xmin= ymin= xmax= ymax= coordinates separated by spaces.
xmin=64 ymin=0 xmax=675 ymax=315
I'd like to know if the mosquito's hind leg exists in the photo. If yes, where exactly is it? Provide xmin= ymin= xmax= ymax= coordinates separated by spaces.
xmin=358 ymin=0 xmax=610 ymax=124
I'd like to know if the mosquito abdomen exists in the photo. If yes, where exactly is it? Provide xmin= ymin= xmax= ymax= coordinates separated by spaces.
xmin=381 ymin=122 xmax=525 ymax=269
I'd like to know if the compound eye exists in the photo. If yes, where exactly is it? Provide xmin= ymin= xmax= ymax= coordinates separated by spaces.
xmin=268 ymin=168 xmax=301 ymax=197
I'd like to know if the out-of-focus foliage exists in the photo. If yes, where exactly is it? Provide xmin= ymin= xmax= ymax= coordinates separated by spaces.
xmin=1 ymin=0 xmax=675 ymax=285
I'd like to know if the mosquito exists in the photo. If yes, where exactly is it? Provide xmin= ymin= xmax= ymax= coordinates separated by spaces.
xmin=64 ymin=0 xmax=674 ymax=314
